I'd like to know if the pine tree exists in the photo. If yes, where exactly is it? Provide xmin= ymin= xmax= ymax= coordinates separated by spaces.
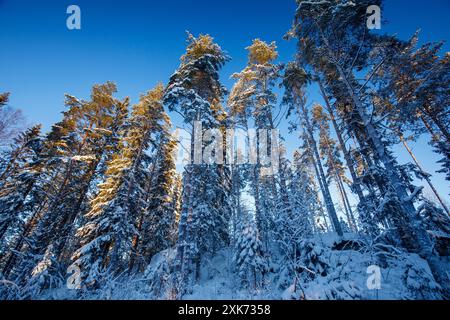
xmin=131 ymin=135 xmax=178 ymax=272
xmin=229 ymin=39 xmax=282 ymax=249
xmin=228 ymin=68 xmax=256 ymax=248
xmin=0 ymin=126 xmax=41 ymax=185
xmin=5 ymin=82 xmax=130 ymax=288
xmin=290 ymin=150 xmax=321 ymax=235
xmin=312 ymin=104 xmax=358 ymax=231
xmin=233 ymin=214 xmax=268 ymax=290
xmin=274 ymin=150 xmax=318 ymax=289
xmin=291 ymin=0 xmax=449 ymax=295
xmin=282 ymin=63 xmax=343 ymax=236
xmin=417 ymin=198 xmax=450 ymax=257
xmin=70 ymin=84 xmax=170 ymax=289
xmin=164 ymin=33 xmax=231 ymax=292
xmin=316 ymin=78 xmax=367 ymax=206
xmin=275 ymin=145 xmax=294 ymax=224
xmin=0 ymin=125 xmax=42 ymax=244
xmin=375 ymin=36 xmax=449 ymax=146
xmin=398 ymin=134 xmax=449 ymax=215
xmin=0 ymin=126 xmax=48 ymax=288
xmin=371 ymin=34 xmax=450 ymax=199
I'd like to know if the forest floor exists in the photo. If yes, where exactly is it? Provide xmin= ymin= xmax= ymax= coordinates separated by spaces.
xmin=180 ymin=233 xmax=443 ymax=300
xmin=27 ymin=233 xmax=445 ymax=300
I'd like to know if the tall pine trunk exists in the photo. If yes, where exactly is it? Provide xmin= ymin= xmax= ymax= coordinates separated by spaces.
xmin=301 ymin=114 xmax=343 ymax=236
xmin=318 ymin=79 xmax=365 ymax=204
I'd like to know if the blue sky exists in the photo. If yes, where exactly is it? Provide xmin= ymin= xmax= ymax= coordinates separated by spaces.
xmin=0 ymin=0 xmax=449 ymax=205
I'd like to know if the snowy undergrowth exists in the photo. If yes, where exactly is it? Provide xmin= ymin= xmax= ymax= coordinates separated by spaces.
xmin=279 ymin=233 xmax=442 ymax=300
xmin=14 ymin=233 xmax=445 ymax=300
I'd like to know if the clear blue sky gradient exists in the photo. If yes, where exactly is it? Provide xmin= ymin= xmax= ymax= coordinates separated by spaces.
xmin=1 ymin=0 xmax=449 ymax=204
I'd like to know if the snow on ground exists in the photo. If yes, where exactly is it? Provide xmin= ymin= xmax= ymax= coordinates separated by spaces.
xmin=20 ymin=232 xmax=445 ymax=300
xmin=184 ymin=249 xmax=278 ymax=300
xmin=140 ymin=232 xmax=444 ymax=300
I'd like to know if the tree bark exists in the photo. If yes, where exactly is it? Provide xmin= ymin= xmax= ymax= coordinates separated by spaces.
xmin=301 ymin=111 xmax=343 ymax=236
xmin=318 ymin=79 xmax=365 ymax=204
xmin=317 ymin=28 xmax=450 ymax=295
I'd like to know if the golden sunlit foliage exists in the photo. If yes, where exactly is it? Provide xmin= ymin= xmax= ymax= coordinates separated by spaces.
xmin=246 ymin=39 xmax=278 ymax=65
xmin=181 ymin=33 xmax=224 ymax=63
xmin=228 ymin=69 xmax=257 ymax=117
xmin=0 ymin=92 xmax=10 ymax=107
